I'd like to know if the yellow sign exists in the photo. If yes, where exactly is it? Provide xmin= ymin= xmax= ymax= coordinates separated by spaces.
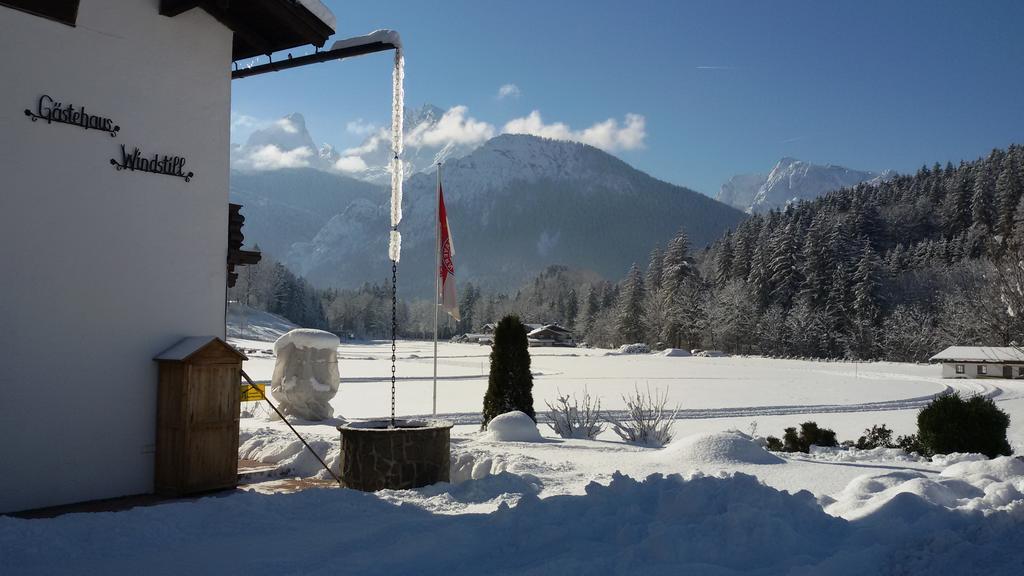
xmin=241 ymin=383 xmax=265 ymax=402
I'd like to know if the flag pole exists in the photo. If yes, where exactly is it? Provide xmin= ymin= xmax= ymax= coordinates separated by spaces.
xmin=433 ymin=162 xmax=441 ymax=417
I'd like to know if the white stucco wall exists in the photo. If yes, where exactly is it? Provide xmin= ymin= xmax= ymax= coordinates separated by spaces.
xmin=940 ymin=363 xmax=1024 ymax=379
xmin=0 ymin=1 xmax=232 ymax=513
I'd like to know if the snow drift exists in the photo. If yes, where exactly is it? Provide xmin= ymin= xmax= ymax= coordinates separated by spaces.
xmin=659 ymin=431 xmax=785 ymax=465
xmin=6 ymin=470 xmax=1024 ymax=575
xmin=485 ymin=411 xmax=542 ymax=442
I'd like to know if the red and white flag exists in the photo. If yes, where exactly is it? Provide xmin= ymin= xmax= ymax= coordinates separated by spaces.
xmin=438 ymin=185 xmax=460 ymax=321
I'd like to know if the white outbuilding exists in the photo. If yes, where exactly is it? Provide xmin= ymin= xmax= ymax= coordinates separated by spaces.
xmin=0 ymin=0 xmax=337 ymax=514
xmin=929 ymin=346 xmax=1024 ymax=379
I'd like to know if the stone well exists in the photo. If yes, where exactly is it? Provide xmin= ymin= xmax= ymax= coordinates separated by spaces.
xmin=336 ymin=420 xmax=454 ymax=491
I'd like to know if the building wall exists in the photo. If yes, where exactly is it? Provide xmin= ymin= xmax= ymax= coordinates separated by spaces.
xmin=0 ymin=1 xmax=232 ymax=513
xmin=940 ymin=363 xmax=1024 ymax=378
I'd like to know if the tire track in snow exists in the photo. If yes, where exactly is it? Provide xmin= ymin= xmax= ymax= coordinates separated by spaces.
xmin=397 ymin=377 xmax=1005 ymax=426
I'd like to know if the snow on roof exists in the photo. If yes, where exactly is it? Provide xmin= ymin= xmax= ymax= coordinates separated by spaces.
xmin=330 ymin=29 xmax=402 ymax=51
xmin=155 ymin=336 xmax=246 ymax=361
xmin=929 ymin=346 xmax=1024 ymax=363
xmin=274 ymin=329 xmax=340 ymax=354
xmin=296 ymin=0 xmax=336 ymax=31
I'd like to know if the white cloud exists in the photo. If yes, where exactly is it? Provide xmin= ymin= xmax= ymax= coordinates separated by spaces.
xmin=346 ymin=118 xmax=378 ymax=136
xmin=273 ymin=117 xmax=299 ymax=134
xmin=334 ymin=156 xmax=369 ymax=173
xmin=497 ymin=83 xmax=521 ymax=100
xmin=239 ymin=144 xmax=314 ymax=170
xmin=501 ymin=111 xmax=646 ymax=152
xmin=406 ymin=105 xmax=495 ymax=148
xmin=343 ymin=127 xmax=389 ymax=157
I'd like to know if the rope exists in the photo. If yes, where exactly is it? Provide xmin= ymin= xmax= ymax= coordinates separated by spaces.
xmin=240 ymin=370 xmax=342 ymax=486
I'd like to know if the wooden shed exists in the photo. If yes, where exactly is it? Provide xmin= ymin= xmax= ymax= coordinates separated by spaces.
xmin=154 ymin=336 xmax=247 ymax=496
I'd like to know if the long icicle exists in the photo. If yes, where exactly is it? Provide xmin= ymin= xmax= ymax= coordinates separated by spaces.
xmin=388 ymin=48 xmax=404 ymax=262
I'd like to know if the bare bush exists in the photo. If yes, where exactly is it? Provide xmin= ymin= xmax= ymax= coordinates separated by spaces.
xmin=544 ymin=389 xmax=605 ymax=439
xmin=605 ymin=385 xmax=679 ymax=446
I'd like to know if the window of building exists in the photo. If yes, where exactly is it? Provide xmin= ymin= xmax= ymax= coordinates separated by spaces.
xmin=1018 ymin=366 xmax=1024 ymax=377
xmin=0 ymin=1 xmax=79 ymax=27
xmin=978 ymin=365 xmax=988 ymax=375
xmin=955 ymin=364 xmax=965 ymax=374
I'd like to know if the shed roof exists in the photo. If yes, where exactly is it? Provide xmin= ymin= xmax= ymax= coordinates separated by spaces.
xmin=155 ymin=336 xmax=247 ymax=362
xmin=929 ymin=346 xmax=1024 ymax=363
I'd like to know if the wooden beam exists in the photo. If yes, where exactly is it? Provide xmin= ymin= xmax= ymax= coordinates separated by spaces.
xmin=158 ymin=0 xmax=202 ymax=17
xmin=232 ymin=41 xmax=396 ymax=80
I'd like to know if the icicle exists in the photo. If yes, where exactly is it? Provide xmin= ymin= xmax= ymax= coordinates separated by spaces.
xmin=389 ymin=230 xmax=402 ymax=263
xmin=389 ymin=48 xmax=405 ymax=263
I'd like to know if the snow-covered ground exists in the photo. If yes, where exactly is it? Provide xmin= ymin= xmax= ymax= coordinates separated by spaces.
xmin=3 ymin=339 xmax=1024 ymax=574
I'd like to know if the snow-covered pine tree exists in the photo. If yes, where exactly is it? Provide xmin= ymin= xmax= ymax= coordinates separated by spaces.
xmin=996 ymin=155 xmax=1023 ymax=240
xmin=616 ymin=263 xmax=646 ymax=344
xmin=768 ymin=221 xmax=801 ymax=308
xmin=714 ymin=232 xmax=734 ymax=287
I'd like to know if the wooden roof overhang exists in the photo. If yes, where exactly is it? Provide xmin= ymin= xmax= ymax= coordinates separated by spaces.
xmin=159 ymin=0 xmax=334 ymax=61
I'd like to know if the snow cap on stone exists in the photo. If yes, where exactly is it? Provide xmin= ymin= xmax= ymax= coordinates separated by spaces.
xmin=274 ymin=329 xmax=339 ymax=354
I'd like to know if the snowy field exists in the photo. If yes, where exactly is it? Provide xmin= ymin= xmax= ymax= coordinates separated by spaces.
xmin=3 ymin=339 xmax=1024 ymax=574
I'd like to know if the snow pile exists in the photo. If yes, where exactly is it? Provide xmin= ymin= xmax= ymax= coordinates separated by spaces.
xmin=270 ymin=329 xmax=340 ymax=420
xmin=239 ymin=427 xmax=339 ymax=480
xmin=485 ymin=411 xmax=543 ymax=442
xmin=931 ymin=452 xmax=989 ymax=466
xmin=658 ymin=431 xmax=784 ymax=465
xmin=659 ymin=348 xmax=691 ymax=357
xmin=807 ymin=445 xmax=927 ymax=464
xmin=5 ymin=471 xmax=1024 ymax=574
xmin=826 ymin=456 xmax=1024 ymax=521
xmin=617 ymin=343 xmax=650 ymax=355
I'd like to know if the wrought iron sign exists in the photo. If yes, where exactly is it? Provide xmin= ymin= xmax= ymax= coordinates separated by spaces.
xmin=24 ymin=94 xmax=119 ymax=137
xmin=111 ymin=145 xmax=193 ymax=182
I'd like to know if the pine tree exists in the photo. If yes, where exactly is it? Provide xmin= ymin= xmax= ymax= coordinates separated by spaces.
xmin=768 ymin=221 xmax=800 ymax=308
xmin=996 ymin=158 xmax=1023 ymax=240
xmin=661 ymin=229 xmax=692 ymax=289
xmin=714 ymin=232 xmax=734 ymax=287
xmin=645 ymin=246 xmax=665 ymax=294
xmin=971 ymin=163 xmax=996 ymax=232
xmin=482 ymin=315 xmax=535 ymax=427
xmin=616 ymin=263 xmax=646 ymax=344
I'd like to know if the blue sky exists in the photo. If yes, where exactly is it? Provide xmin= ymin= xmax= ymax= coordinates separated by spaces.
xmin=231 ymin=0 xmax=1024 ymax=196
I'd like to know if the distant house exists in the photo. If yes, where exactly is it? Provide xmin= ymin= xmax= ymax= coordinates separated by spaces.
xmin=930 ymin=346 xmax=1024 ymax=379
xmin=528 ymin=324 xmax=576 ymax=347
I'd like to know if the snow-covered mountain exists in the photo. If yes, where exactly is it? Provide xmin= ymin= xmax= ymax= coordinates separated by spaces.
xmin=232 ymin=134 xmax=746 ymax=296
xmin=231 ymin=105 xmax=481 ymax=181
xmin=718 ymin=158 xmax=892 ymax=214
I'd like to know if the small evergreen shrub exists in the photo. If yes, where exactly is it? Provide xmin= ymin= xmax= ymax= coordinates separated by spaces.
xmin=765 ymin=436 xmax=784 ymax=452
xmin=916 ymin=392 xmax=1012 ymax=458
xmin=856 ymin=424 xmax=896 ymax=449
xmin=780 ymin=422 xmax=838 ymax=453
xmin=896 ymin=433 xmax=926 ymax=456
xmin=481 ymin=315 xmax=535 ymax=429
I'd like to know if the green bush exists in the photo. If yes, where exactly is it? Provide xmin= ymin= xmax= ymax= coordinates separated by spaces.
xmin=765 ymin=436 xmax=784 ymax=452
xmin=856 ymin=424 xmax=896 ymax=449
xmin=916 ymin=392 xmax=1012 ymax=458
xmin=481 ymin=315 xmax=535 ymax=428
xmin=780 ymin=422 xmax=838 ymax=453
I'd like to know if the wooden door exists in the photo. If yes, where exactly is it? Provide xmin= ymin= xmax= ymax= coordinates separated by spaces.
xmin=1003 ymin=366 xmax=1013 ymax=379
xmin=184 ymin=364 xmax=240 ymax=492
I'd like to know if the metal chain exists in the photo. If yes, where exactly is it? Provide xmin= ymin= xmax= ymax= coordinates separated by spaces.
xmin=391 ymin=257 xmax=397 ymax=427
